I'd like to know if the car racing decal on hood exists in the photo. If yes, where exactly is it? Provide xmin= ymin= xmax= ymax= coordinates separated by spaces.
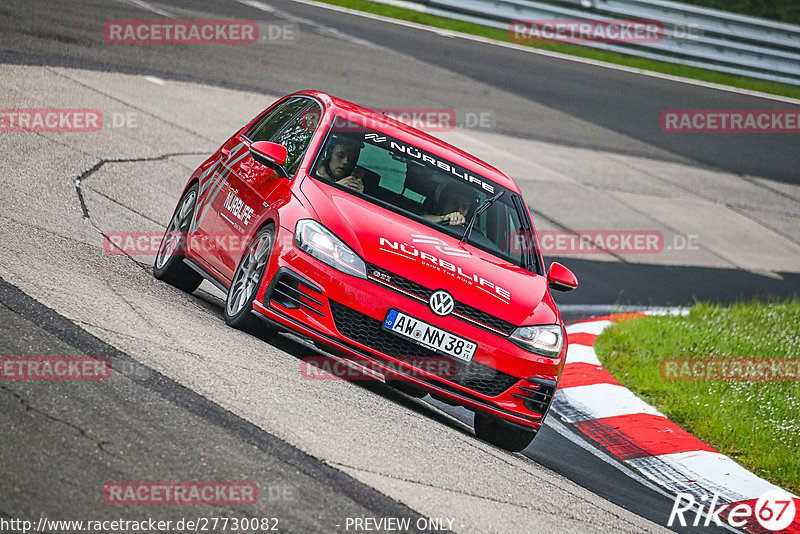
xmin=411 ymin=234 xmax=471 ymax=257
xmin=378 ymin=235 xmax=512 ymax=303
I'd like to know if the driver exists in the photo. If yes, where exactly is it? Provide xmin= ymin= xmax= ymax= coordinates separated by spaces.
xmin=316 ymin=135 xmax=365 ymax=192
xmin=425 ymin=183 xmax=476 ymax=226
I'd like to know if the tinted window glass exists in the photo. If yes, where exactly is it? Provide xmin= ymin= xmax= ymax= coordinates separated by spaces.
xmin=309 ymin=117 xmax=538 ymax=271
xmin=272 ymin=103 xmax=321 ymax=174
xmin=245 ymin=97 xmax=309 ymax=143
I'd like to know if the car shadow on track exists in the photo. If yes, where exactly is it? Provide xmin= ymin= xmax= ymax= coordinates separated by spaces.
xmin=189 ymin=284 xmax=480 ymax=442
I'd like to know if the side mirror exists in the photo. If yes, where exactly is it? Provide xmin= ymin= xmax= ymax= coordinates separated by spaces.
xmin=249 ymin=141 xmax=289 ymax=178
xmin=547 ymin=262 xmax=578 ymax=292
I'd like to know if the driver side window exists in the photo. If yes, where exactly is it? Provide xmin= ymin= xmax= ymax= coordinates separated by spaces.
xmin=245 ymin=97 xmax=322 ymax=176
xmin=273 ymin=105 xmax=320 ymax=174
xmin=246 ymin=97 xmax=307 ymax=142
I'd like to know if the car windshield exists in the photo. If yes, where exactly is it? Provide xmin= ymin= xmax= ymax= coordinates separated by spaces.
xmin=309 ymin=117 xmax=539 ymax=271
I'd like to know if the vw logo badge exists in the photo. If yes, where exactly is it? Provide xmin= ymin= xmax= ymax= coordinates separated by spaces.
xmin=429 ymin=290 xmax=455 ymax=317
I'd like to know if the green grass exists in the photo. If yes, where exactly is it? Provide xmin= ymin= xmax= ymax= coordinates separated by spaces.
xmin=594 ymin=300 xmax=800 ymax=495
xmin=312 ymin=0 xmax=800 ymax=100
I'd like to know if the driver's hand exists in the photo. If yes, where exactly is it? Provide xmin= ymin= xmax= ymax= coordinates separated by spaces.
xmin=440 ymin=212 xmax=466 ymax=226
xmin=337 ymin=175 xmax=364 ymax=193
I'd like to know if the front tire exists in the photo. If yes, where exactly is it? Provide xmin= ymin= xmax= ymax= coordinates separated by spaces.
xmin=473 ymin=413 xmax=537 ymax=452
xmin=153 ymin=184 xmax=203 ymax=293
xmin=224 ymin=224 xmax=277 ymax=338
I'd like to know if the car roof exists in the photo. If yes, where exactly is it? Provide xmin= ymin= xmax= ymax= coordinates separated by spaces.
xmin=294 ymin=90 xmax=521 ymax=194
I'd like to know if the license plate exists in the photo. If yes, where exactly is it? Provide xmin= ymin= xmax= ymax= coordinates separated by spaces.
xmin=382 ymin=309 xmax=476 ymax=363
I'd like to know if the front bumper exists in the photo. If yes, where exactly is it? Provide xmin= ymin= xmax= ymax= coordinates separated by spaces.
xmin=252 ymin=225 xmax=564 ymax=429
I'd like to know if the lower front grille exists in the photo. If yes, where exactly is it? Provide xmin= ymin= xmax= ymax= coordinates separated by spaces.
xmin=329 ymin=301 xmax=520 ymax=397
xmin=267 ymin=269 xmax=325 ymax=316
xmin=511 ymin=378 xmax=556 ymax=417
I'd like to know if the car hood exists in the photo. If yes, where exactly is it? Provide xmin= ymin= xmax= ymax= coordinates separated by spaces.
xmin=300 ymin=177 xmax=559 ymax=326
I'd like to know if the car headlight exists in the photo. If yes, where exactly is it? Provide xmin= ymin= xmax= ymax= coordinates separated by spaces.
xmin=295 ymin=220 xmax=366 ymax=278
xmin=509 ymin=325 xmax=564 ymax=357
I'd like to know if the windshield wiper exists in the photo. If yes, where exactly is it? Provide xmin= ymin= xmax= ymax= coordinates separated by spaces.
xmin=460 ymin=190 xmax=505 ymax=245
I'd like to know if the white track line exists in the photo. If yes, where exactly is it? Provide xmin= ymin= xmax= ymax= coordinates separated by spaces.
xmin=566 ymin=320 xmax=613 ymax=336
xmin=561 ymin=305 xmax=689 ymax=316
xmin=565 ymin=344 xmax=603 ymax=365
xmin=236 ymin=0 xmax=383 ymax=49
xmin=558 ymin=383 xmax=666 ymax=421
xmin=627 ymin=450 xmax=787 ymax=501
xmin=545 ymin=416 xmax=744 ymax=532
xmin=115 ymin=0 xmax=175 ymax=18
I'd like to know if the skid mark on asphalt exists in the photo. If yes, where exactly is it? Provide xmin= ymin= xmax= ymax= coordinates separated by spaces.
xmin=74 ymin=152 xmax=207 ymax=220
xmin=74 ymin=319 xmax=264 ymax=389
xmin=0 ymin=215 xmax=97 ymax=256
xmin=82 ymin=185 xmax=165 ymax=227
xmin=332 ymin=460 xmax=555 ymax=511
xmin=607 ymin=157 xmax=800 ymax=249
xmin=0 ymin=383 xmax=112 ymax=453
xmin=425 ymin=402 xmax=674 ymax=532
xmin=73 ymin=152 xmax=207 ymax=276
xmin=100 ymin=276 xmax=182 ymax=347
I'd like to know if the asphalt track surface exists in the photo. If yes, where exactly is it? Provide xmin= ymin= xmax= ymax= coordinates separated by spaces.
xmin=3 ymin=0 xmax=799 ymax=185
xmin=2 ymin=0 xmax=799 ymax=307
xmin=1 ymin=0 xmax=798 ymax=532
xmin=0 ymin=280 xmax=430 ymax=533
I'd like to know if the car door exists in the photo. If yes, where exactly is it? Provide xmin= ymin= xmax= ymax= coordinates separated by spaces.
xmin=188 ymin=136 xmax=253 ymax=276
xmin=214 ymin=97 xmax=323 ymax=279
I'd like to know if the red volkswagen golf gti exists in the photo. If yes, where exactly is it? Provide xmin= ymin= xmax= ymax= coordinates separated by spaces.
xmin=154 ymin=91 xmax=578 ymax=452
